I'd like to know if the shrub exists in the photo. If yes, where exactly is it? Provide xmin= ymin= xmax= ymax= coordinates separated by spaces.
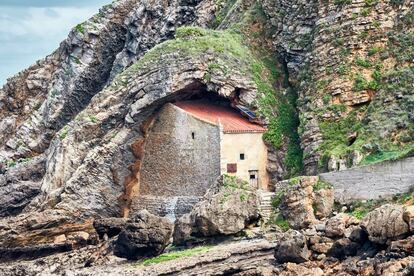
xmin=275 ymin=214 xmax=290 ymax=232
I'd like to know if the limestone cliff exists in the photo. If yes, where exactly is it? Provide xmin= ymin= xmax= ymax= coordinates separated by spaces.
xmin=262 ymin=0 xmax=414 ymax=174
xmin=0 ymin=0 xmax=413 ymax=274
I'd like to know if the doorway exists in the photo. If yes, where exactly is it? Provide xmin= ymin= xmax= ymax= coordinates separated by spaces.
xmin=249 ymin=170 xmax=259 ymax=188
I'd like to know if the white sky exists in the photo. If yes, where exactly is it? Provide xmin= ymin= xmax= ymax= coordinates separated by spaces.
xmin=0 ymin=0 xmax=112 ymax=86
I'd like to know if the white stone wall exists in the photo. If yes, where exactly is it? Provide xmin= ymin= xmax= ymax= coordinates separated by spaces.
xmin=220 ymin=132 xmax=270 ymax=190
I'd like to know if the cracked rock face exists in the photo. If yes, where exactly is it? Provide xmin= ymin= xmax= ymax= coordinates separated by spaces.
xmin=262 ymin=0 xmax=414 ymax=174
xmin=0 ymin=0 xmax=267 ymax=256
xmin=114 ymin=210 xmax=173 ymax=260
xmin=173 ymin=176 xmax=259 ymax=245
xmin=361 ymin=204 xmax=410 ymax=244
xmin=0 ymin=0 xmax=218 ymax=221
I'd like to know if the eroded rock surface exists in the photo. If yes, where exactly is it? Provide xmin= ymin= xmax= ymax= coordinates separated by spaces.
xmin=274 ymin=230 xmax=310 ymax=264
xmin=361 ymin=204 xmax=409 ymax=244
xmin=275 ymin=176 xmax=334 ymax=229
xmin=174 ymin=176 xmax=259 ymax=244
xmin=114 ymin=210 xmax=173 ymax=260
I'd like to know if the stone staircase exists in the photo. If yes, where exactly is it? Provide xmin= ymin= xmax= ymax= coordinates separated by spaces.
xmin=258 ymin=191 xmax=275 ymax=221
xmin=132 ymin=195 xmax=202 ymax=222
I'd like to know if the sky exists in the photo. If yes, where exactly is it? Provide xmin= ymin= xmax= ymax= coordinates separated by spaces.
xmin=0 ymin=0 xmax=112 ymax=86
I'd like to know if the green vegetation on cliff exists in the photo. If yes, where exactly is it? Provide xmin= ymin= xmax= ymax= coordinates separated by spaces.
xmin=313 ymin=6 xmax=414 ymax=170
xmin=118 ymin=3 xmax=303 ymax=178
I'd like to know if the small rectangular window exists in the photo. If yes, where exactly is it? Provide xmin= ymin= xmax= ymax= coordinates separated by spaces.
xmin=240 ymin=153 xmax=245 ymax=160
xmin=250 ymin=174 xmax=256 ymax=179
xmin=191 ymin=132 xmax=195 ymax=139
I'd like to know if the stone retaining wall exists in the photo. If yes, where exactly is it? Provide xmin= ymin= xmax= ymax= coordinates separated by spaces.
xmin=320 ymin=157 xmax=414 ymax=203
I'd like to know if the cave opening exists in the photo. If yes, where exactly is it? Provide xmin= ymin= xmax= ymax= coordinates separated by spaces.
xmin=123 ymin=80 xmax=269 ymax=220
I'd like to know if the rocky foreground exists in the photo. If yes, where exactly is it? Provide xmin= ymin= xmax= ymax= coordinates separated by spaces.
xmin=0 ymin=0 xmax=413 ymax=274
xmin=0 ymin=177 xmax=413 ymax=275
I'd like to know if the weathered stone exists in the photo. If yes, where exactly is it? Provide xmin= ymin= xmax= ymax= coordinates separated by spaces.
xmin=313 ymin=187 xmax=334 ymax=219
xmin=403 ymin=205 xmax=414 ymax=232
xmin=361 ymin=204 xmax=409 ymax=244
xmin=279 ymin=263 xmax=324 ymax=276
xmin=173 ymin=176 xmax=259 ymax=244
xmin=308 ymin=236 xmax=334 ymax=254
xmin=325 ymin=213 xmax=354 ymax=238
xmin=93 ymin=218 xmax=128 ymax=239
xmin=274 ymin=230 xmax=310 ymax=264
xmin=114 ymin=210 xmax=173 ymax=260
xmin=389 ymin=236 xmax=414 ymax=254
xmin=278 ymin=176 xmax=318 ymax=229
xmin=327 ymin=238 xmax=360 ymax=259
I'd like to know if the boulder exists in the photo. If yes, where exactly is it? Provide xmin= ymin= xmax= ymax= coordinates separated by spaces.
xmin=93 ymin=217 xmax=128 ymax=239
xmin=327 ymin=238 xmax=360 ymax=259
xmin=325 ymin=213 xmax=355 ymax=238
xmin=172 ymin=213 xmax=194 ymax=245
xmin=114 ymin=210 xmax=173 ymax=260
xmin=361 ymin=204 xmax=409 ymax=244
xmin=173 ymin=176 xmax=259 ymax=245
xmin=403 ymin=205 xmax=414 ymax=232
xmin=279 ymin=263 xmax=324 ymax=276
xmin=313 ymin=188 xmax=334 ymax=219
xmin=344 ymin=225 xmax=368 ymax=243
xmin=389 ymin=236 xmax=414 ymax=254
xmin=274 ymin=230 xmax=310 ymax=264
xmin=278 ymin=176 xmax=318 ymax=229
xmin=308 ymin=235 xmax=334 ymax=254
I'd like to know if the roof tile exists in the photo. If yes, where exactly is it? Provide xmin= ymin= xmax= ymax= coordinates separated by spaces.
xmin=174 ymin=101 xmax=266 ymax=133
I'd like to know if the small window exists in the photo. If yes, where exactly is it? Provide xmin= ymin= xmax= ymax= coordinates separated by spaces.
xmin=250 ymin=174 xmax=256 ymax=179
xmin=191 ymin=132 xmax=195 ymax=139
xmin=240 ymin=153 xmax=245 ymax=160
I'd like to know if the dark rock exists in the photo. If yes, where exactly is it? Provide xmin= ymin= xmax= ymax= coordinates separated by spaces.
xmin=345 ymin=225 xmax=368 ymax=244
xmin=275 ymin=230 xmax=310 ymax=264
xmin=114 ymin=210 xmax=173 ymax=260
xmin=327 ymin=238 xmax=360 ymax=259
xmin=0 ymin=244 xmax=72 ymax=262
xmin=93 ymin=217 xmax=127 ymax=239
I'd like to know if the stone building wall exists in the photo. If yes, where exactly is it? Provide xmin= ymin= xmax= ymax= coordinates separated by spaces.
xmin=138 ymin=103 xmax=221 ymax=198
xmin=220 ymin=132 xmax=270 ymax=190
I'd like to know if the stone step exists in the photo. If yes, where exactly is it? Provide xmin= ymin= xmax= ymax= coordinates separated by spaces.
xmin=258 ymin=192 xmax=275 ymax=221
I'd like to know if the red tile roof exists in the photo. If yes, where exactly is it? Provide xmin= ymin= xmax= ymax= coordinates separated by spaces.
xmin=174 ymin=101 xmax=266 ymax=134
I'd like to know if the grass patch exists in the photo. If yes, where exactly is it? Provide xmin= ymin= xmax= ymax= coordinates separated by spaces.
xmin=355 ymin=57 xmax=372 ymax=68
xmin=75 ymin=23 xmax=85 ymax=34
xmin=59 ymin=126 xmax=69 ymax=140
xmin=272 ymin=191 xmax=284 ymax=209
xmin=6 ymin=160 xmax=17 ymax=168
xmin=360 ymin=144 xmax=414 ymax=166
xmin=313 ymin=180 xmax=333 ymax=191
xmin=89 ymin=115 xmax=98 ymax=123
xmin=139 ymin=246 xmax=212 ymax=266
xmin=274 ymin=214 xmax=290 ymax=232
xmin=211 ymin=0 xmax=238 ymax=28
